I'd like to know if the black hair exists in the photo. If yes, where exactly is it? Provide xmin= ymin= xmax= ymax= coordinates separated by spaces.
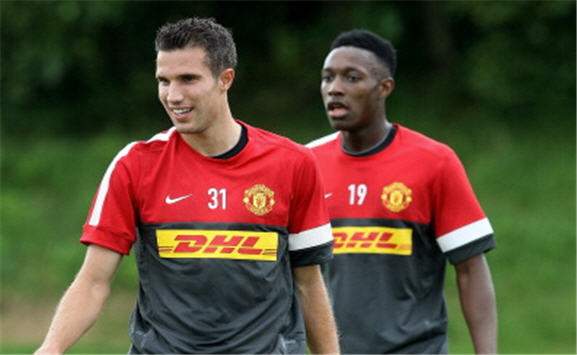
xmin=330 ymin=29 xmax=397 ymax=77
xmin=155 ymin=17 xmax=237 ymax=76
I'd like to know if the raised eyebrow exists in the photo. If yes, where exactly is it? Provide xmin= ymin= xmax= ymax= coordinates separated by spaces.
xmin=322 ymin=66 xmax=362 ymax=75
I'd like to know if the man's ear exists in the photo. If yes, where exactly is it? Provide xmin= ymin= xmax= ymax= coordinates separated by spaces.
xmin=379 ymin=77 xmax=395 ymax=99
xmin=219 ymin=68 xmax=235 ymax=91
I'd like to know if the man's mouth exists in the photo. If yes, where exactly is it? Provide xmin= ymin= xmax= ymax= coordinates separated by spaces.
xmin=326 ymin=101 xmax=349 ymax=118
xmin=171 ymin=107 xmax=193 ymax=115
xmin=169 ymin=107 xmax=194 ymax=121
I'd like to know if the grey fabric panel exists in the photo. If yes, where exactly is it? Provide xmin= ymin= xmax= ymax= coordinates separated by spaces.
xmin=290 ymin=241 xmax=333 ymax=267
xmin=446 ymin=234 xmax=496 ymax=265
xmin=128 ymin=222 xmax=305 ymax=354
xmin=326 ymin=218 xmax=448 ymax=354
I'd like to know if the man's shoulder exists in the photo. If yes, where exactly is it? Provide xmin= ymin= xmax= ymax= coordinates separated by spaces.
xmin=113 ymin=127 xmax=176 ymax=164
xmin=126 ymin=127 xmax=176 ymax=152
xmin=247 ymin=124 xmax=314 ymax=159
xmin=137 ymin=127 xmax=176 ymax=148
xmin=396 ymin=124 xmax=455 ymax=159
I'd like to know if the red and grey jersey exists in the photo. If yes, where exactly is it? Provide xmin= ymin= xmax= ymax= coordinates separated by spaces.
xmin=81 ymin=121 xmax=333 ymax=354
xmin=308 ymin=124 xmax=495 ymax=354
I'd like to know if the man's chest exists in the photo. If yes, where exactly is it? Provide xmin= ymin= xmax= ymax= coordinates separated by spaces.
xmin=135 ymin=158 xmax=293 ymax=226
xmin=320 ymin=157 xmax=435 ymax=224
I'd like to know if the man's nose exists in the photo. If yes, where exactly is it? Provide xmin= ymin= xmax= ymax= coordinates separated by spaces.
xmin=166 ymin=83 xmax=184 ymax=103
xmin=327 ymin=77 xmax=344 ymax=96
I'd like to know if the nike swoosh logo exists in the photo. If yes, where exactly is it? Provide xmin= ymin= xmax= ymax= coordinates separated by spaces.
xmin=324 ymin=193 xmax=333 ymax=199
xmin=165 ymin=194 xmax=193 ymax=204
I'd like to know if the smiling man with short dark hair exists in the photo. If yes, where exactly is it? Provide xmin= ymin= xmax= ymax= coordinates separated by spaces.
xmin=35 ymin=17 xmax=339 ymax=355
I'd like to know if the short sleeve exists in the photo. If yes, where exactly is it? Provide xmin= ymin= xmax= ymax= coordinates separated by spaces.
xmin=433 ymin=149 xmax=495 ymax=264
xmin=80 ymin=143 xmax=139 ymax=255
xmin=287 ymin=149 xmax=333 ymax=267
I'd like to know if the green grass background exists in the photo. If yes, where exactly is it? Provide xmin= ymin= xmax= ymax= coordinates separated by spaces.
xmin=1 ymin=111 xmax=574 ymax=354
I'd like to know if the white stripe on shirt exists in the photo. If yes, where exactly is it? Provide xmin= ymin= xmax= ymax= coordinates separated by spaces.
xmin=88 ymin=142 xmax=137 ymax=226
xmin=289 ymin=223 xmax=333 ymax=251
xmin=147 ymin=127 xmax=175 ymax=143
xmin=305 ymin=132 xmax=339 ymax=148
xmin=89 ymin=128 xmax=175 ymax=226
xmin=436 ymin=218 xmax=494 ymax=253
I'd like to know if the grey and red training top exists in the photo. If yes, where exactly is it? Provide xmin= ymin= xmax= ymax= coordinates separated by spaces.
xmin=308 ymin=124 xmax=495 ymax=354
xmin=81 ymin=122 xmax=333 ymax=354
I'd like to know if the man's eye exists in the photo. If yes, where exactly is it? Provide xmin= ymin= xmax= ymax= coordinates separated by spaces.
xmin=346 ymin=75 xmax=360 ymax=82
xmin=322 ymin=75 xmax=334 ymax=82
xmin=182 ymin=75 xmax=199 ymax=83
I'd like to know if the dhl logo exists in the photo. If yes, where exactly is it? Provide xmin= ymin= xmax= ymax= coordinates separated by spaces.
xmin=156 ymin=230 xmax=278 ymax=261
xmin=332 ymin=226 xmax=412 ymax=255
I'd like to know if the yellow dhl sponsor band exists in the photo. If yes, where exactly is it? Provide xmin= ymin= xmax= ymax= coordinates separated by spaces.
xmin=156 ymin=229 xmax=278 ymax=261
xmin=332 ymin=226 xmax=413 ymax=255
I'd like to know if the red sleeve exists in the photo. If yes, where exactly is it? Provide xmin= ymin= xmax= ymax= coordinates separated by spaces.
xmin=433 ymin=148 xmax=493 ymax=255
xmin=287 ymin=149 xmax=333 ymax=253
xmin=80 ymin=143 xmax=139 ymax=255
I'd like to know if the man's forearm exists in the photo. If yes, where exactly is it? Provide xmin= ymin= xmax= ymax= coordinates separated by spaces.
xmin=294 ymin=265 xmax=340 ymax=354
xmin=36 ymin=276 xmax=111 ymax=354
xmin=36 ymin=245 xmax=122 ymax=355
xmin=301 ymin=292 xmax=340 ymax=354
xmin=456 ymin=255 xmax=498 ymax=354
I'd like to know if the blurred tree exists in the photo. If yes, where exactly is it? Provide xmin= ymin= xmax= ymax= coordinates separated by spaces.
xmin=1 ymin=1 xmax=574 ymax=138
xmin=450 ymin=1 xmax=575 ymax=120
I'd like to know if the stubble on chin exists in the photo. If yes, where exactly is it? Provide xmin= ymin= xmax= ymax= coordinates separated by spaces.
xmin=175 ymin=125 xmax=200 ymax=135
xmin=328 ymin=117 xmax=349 ymax=131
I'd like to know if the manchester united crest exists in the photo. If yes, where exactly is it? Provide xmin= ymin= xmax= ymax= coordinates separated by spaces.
xmin=243 ymin=184 xmax=275 ymax=216
xmin=381 ymin=182 xmax=412 ymax=213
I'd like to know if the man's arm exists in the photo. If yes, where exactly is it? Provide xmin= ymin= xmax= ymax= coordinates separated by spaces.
xmin=35 ymin=244 xmax=123 ymax=355
xmin=293 ymin=265 xmax=340 ymax=354
xmin=455 ymin=254 xmax=497 ymax=354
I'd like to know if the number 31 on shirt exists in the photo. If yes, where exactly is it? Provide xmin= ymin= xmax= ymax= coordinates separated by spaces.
xmin=208 ymin=188 xmax=227 ymax=209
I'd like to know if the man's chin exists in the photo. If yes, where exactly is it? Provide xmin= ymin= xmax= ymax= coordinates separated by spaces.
xmin=328 ymin=116 xmax=351 ymax=131
xmin=174 ymin=124 xmax=203 ymax=135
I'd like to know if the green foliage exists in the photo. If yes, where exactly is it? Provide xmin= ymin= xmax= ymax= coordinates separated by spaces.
xmin=455 ymin=1 xmax=575 ymax=112
xmin=2 ymin=1 xmax=574 ymax=137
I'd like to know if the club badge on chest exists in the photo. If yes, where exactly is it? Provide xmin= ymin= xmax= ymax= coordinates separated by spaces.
xmin=243 ymin=184 xmax=275 ymax=216
xmin=381 ymin=182 xmax=412 ymax=213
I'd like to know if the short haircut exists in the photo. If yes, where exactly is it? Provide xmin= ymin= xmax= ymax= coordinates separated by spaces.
xmin=330 ymin=29 xmax=397 ymax=77
xmin=155 ymin=17 xmax=237 ymax=76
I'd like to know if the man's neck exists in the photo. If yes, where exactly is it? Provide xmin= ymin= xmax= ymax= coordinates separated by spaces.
xmin=341 ymin=119 xmax=392 ymax=153
xmin=180 ymin=110 xmax=242 ymax=157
